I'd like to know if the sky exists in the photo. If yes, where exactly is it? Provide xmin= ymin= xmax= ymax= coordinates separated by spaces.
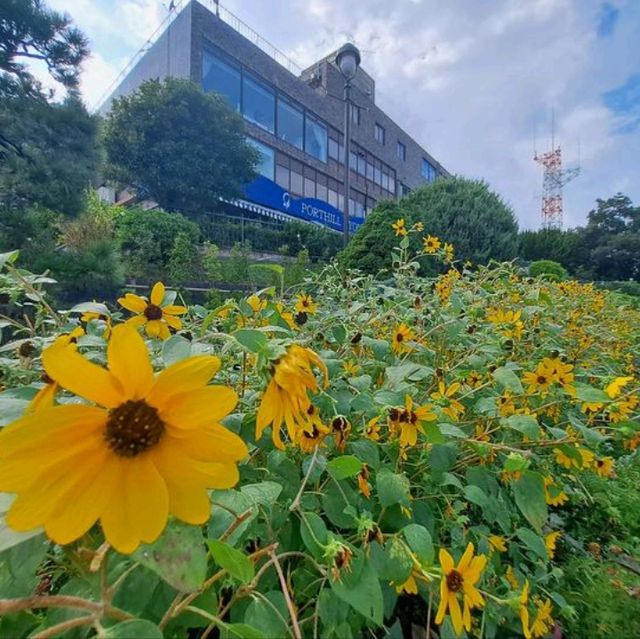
xmin=45 ymin=0 xmax=640 ymax=230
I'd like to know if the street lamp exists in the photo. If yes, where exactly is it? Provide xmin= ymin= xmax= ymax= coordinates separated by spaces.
xmin=335 ymin=43 xmax=361 ymax=247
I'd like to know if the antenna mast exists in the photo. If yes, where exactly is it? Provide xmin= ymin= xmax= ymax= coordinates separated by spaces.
xmin=533 ymin=110 xmax=580 ymax=230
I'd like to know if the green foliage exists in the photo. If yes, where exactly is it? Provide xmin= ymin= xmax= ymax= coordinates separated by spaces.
xmin=116 ymin=207 xmax=200 ymax=280
xmin=0 ymin=0 xmax=88 ymax=92
xmin=168 ymin=232 xmax=202 ymax=284
xmin=342 ymin=177 xmax=519 ymax=273
xmin=529 ymin=259 xmax=568 ymax=281
xmin=518 ymin=228 xmax=588 ymax=275
xmin=103 ymin=78 xmax=258 ymax=214
xmin=203 ymin=241 xmax=223 ymax=281
xmin=0 ymin=93 xmax=100 ymax=215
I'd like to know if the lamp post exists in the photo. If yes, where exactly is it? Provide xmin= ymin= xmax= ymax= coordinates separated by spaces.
xmin=335 ymin=43 xmax=361 ymax=247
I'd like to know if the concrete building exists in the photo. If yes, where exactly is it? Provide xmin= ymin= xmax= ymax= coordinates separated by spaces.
xmin=101 ymin=0 xmax=450 ymax=234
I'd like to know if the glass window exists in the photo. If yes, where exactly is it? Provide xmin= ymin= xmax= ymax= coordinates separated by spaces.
xmin=328 ymin=189 xmax=338 ymax=208
xmin=246 ymin=137 xmax=274 ymax=180
xmin=366 ymin=162 xmax=374 ymax=181
xmin=304 ymin=177 xmax=315 ymax=198
xmin=277 ymin=98 xmax=303 ymax=149
xmin=350 ymin=104 xmax=360 ymax=125
xmin=422 ymin=158 xmax=437 ymax=182
xmin=242 ymin=75 xmax=275 ymax=132
xmin=374 ymin=166 xmax=382 ymax=185
xmin=316 ymin=183 xmax=328 ymax=202
xmin=276 ymin=164 xmax=289 ymax=190
xmin=357 ymin=154 xmax=366 ymax=175
xmin=382 ymin=172 xmax=389 ymax=191
xmin=290 ymin=170 xmax=303 ymax=195
xmin=338 ymin=193 xmax=344 ymax=212
xmin=375 ymin=123 xmax=385 ymax=144
xmin=328 ymin=138 xmax=340 ymax=160
xmin=389 ymin=176 xmax=396 ymax=194
xmin=202 ymin=49 xmax=240 ymax=111
xmin=349 ymin=150 xmax=357 ymax=172
xmin=304 ymin=115 xmax=327 ymax=162
xmin=397 ymin=141 xmax=406 ymax=161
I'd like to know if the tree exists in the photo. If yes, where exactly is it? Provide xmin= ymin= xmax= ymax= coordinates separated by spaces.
xmin=341 ymin=177 xmax=519 ymax=274
xmin=518 ymin=228 xmax=589 ymax=275
xmin=0 ymin=92 xmax=100 ymax=214
xmin=103 ymin=78 xmax=258 ymax=214
xmin=0 ymin=0 xmax=88 ymax=93
xmin=0 ymin=0 xmax=98 ymax=215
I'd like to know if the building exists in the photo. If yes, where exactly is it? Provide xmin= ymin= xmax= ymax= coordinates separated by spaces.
xmin=100 ymin=0 xmax=449 ymax=234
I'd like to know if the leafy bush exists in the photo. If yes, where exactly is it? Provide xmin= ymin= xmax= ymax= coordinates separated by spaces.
xmin=116 ymin=206 xmax=200 ymax=279
xmin=342 ymin=177 xmax=519 ymax=274
xmin=529 ymin=259 xmax=568 ymax=281
xmin=168 ymin=232 xmax=202 ymax=284
xmin=600 ymin=280 xmax=640 ymax=297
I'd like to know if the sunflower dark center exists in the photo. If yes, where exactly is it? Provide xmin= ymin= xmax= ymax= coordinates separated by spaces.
xmin=144 ymin=304 xmax=163 ymax=320
xmin=105 ymin=400 xmax=165 ymax=457
xmin=537 ymin=375 xmax=547 ymax=384
xmin=396 ymin=333 xmax=404 ymax=342
xmin=446 ymin=569 xmax=464 ymax=592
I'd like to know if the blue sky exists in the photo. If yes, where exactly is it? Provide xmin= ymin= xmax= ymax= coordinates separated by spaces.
xmin=46 ymin=0 xmax=640 ymax=229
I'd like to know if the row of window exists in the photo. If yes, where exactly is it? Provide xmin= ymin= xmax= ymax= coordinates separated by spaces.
xmin=203 ymin=47 xmax=328 ymax=163
xmin=422 ymin=158 xmax=437 ymax=182
xmin=327 ymin=138 xmax=397 ymax=195
xmin=248 ymin=138 xmax=376 ymax=217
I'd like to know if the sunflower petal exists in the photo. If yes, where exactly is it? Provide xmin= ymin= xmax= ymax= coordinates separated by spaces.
xmin=107 ymin=325 xmax=154 ymax=400
xmin=118 ymin=293 xmax=147 ymax=314
xmin=435 ymin=578 xmax=449 ymax=624
xmin=167 ymin=425 xmax=247 ymax=462
xmin=161 ymin=386 xmax=238 ymax=430
xmin=448 ymin=593 xmax=463 ymax=635
xmin=163 ymin=314 xmax=182 ymax=330
xmin=163 ymin=305 xmax=187 ymax=316
xmin=42 ymin=346 xmax=123 ymax=408
xmin=150 ymin=282 xmax=165 ymax=306
xmin=439 ymin=548 xmax=455 ymax=574
xmin=145 ymin=320 xmax=162 ymax=339
xmin=457 ymin=542 xmax=475 ymax=573
xmin=148 ymin=355 xmax=220 ymax=407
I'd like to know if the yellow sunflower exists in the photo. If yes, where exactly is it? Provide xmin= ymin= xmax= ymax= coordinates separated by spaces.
xmin=256 ymin=345 xmax=328 ymax=449
xmin=388 ymin=395 xmax=437 ymax=447
xmin=430 ymin=382 xmax=465 ymax=421
xmin=391 ymin=218 xmax=408 ymax=237
xmin=294 ymin=293 xmax=318 ymax=315
xmin=391 ymin=323 xmax=414 ymax=354
xmin=296 ymin=405 xmax=330 ymax=453
xmin=544 ymin=531 xmax=561 ymax=559
xmin=0 ymin=324 xmax=247 ymax=554
xmin=422 ymin=235 xmax=441 ymax=254
xmin=118 ymin=282 xmax=186 ymax=340
xmin=488 ymin=535 xmax=507 ymax=553
xmin=522 ymin=367 xmax=553 ymax=395
xmin=435 ymin=543 xmax=487 ymax=635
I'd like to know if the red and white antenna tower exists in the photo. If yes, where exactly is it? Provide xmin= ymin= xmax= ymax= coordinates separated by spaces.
xmin=533 ymin=111 xmax=580 ymax=229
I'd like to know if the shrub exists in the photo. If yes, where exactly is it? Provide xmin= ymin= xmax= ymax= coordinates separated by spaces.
xmin=529 ymin=259 xmax=568 ymax=281
xmin=342 ymin=177 xmax=519 ymax=273
xmin=168 ymin=232 xmax=202 ymax=284
xmin=116 ymin=207 xmax=200 ymax=279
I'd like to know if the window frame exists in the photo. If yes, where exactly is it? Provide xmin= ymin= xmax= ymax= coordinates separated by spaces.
xmin=374 ymin=123 xmax=386 ymax=145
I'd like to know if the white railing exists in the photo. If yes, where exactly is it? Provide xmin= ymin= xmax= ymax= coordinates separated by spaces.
xmin=93 ymin=0 xmax=302 ymax=112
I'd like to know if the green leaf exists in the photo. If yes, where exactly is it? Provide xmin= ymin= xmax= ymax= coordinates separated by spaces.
xmin=208 ymin=539 xmax=255 ymax=583
xmin=513 ymin=471 xmax=548 ymax=533
xmin=134 ymin=520 xmax=207 ymax=592
xmin=0 ymin=250 xmax=19 ymax=270
xmin=104 ymin=620 xmax=163 ymax=638
xmin=463 ymin=485 xmax=489 ymax=508
xmin=402 ymin=524 xmax=434 ymax=564
xmin=0 ymin=516 xmax=42 ymax=553
xmin=492 ymin=366 xmax=524 ymax=393
xmin=233 ymin=329 xmax=268 ymax=353
xmin=240 ymin=482 xmax=282 ymax=508
xmin=161 ymin=335 xmax=192 ymax=365
xmin=299 ymin=512 xmax=328 ymax=558
xmin=423 ymin=422 xmax=445 ymax=444
xmin=330 ymin=553 xmax=383 ymax=625
xmin=385 ymin=363 xmax=434 ymax=386
xmin=220 ymin=622 xmax=266 ymax=639
xmin=515 ymin=527 xmax=548 ymax=560
xmin=503 ymin=414 xmax=541 ymax=440
xmin=327 ymin=455 xmax=363 ymax=480
xmin=376 ymin=469 xmax=411 ymax=507
xmin=244 ymin=592 xmax=288 ymax=638
xmin=68 ymin=301 xmax=110 ymax=316
xmin=503 ymin=453 xmax=530 ymax=472
xmin=574 ymin=383 xmax=610 ymax=403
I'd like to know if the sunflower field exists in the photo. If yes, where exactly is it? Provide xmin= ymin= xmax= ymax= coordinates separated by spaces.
xmin=0 ymin=220 xmax=638 ymax=639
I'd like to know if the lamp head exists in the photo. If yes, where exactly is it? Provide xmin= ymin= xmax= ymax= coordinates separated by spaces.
xmin=335 ymin=43 xmax=361 ymax=81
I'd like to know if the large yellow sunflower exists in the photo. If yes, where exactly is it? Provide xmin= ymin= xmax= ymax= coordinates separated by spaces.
xmin=118 ymin=281 xmax=186 ymax=340
xmin=256 ymin=344 xmax=328 ymax=449
xmin=0 ymin=325 xmax=247 ymax=554
xmin=435 ymin=542 xmax=486 ymax=636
